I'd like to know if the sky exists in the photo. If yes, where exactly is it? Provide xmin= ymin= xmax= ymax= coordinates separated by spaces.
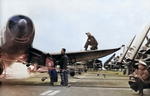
xmin=1 ymin=0 xmax=150 ymax=63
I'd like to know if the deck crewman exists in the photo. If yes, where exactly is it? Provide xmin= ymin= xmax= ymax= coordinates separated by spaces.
xmin=60 ymin=48 xmax=68 ymax=86
xmin=84 ymin=32 xmax=98 ymax=50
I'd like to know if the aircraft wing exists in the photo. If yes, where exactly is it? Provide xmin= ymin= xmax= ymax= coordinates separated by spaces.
xmin=118 ymin=35 xmax=136 ymax=63
xmin=104 ymin=53 xmax=116 ymax=66
xmin=26 ymin=46 xmax=121 ymax=67
xmin=51 ymin=47 xmax=121 ymax=63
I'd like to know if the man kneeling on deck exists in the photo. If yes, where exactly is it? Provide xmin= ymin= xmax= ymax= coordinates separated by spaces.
xmin=128 ymin=61 xmax=149 ymax=96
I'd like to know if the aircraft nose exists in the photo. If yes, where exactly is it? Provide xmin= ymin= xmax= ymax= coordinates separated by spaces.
xmin=8 ymin=15 xmax=34 ymax=39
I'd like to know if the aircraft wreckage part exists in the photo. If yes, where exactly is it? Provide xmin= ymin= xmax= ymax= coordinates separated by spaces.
xmin=0 ymin=61 xmax=5 ymax=75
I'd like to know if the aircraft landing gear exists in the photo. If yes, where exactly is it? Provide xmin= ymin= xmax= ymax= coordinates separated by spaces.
xmin=0 ymin=61 xmax=5 ymax=75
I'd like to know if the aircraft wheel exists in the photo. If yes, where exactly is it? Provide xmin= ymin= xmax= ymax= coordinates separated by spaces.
xmin=78 ymin=72 xmax=81 ymax=75
xmin=70 ymin=57 xmax=76 ymax=64
xmin=70 ymin=71 xmax=75 ymax=76
xmin=0 ymin=61 xmax=5 ymax=75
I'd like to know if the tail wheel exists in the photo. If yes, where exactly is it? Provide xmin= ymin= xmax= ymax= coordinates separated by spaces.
xmin=0 ymin=61 xmax=5 ymax=75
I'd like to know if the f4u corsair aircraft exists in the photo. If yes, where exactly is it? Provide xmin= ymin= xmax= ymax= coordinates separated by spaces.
xmin=0 ymin=15 xmax=121 ymax=77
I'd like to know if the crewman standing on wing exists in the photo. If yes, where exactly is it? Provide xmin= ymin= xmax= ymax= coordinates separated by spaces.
xmin=84 ymin=32 xmax=98 ymax=50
